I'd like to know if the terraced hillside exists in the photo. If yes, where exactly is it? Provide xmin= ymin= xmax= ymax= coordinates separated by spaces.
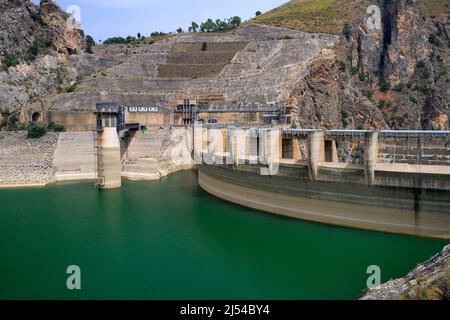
xmin=28 ymin=24 xmax=338 ymax=112
xmin=159 ymin=42 xmax=249 ymax=78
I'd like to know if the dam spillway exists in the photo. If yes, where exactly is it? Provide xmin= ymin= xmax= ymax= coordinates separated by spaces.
xmin=195 ymin=128 xmax=450 ymax=239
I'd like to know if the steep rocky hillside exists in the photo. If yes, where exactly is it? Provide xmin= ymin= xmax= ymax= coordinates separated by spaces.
xmin=255 ymin=0 xmax=449 ymax=130
xmin=0 ymin=0 xmax=86 ymax=124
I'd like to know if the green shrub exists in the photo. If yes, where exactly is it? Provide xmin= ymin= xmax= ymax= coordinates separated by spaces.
xmin=358 ymin=72 xmax=366 ymax=82
xmin=65 ymin=83 xmax=77 ymax=93
xmin=43 ymin=39 xmax=53 ymax=49
xmin=337 ymin=61 xmax=346 ymax=72
xmin=343 ymin=23 xmax=352 ymax=41
xmin=2 ymin=54 xmax=19 ymax=71
xmin=85 ymin=35 xmax=95 ymax=54
xmin=48 ymin=122 xmax=65 ymax=132
xmin=9 ymin=115 xmax=18 ymax=126
xmin=379 ymin=80 xmax=391 ymax=92
xmin=416 ymin=60 xmax=426 ymax=69
xmin=409 ymin=96 xmax=418 ymax=104
xmin=393 ymin=82 xmax=406 ymax=92
xmin=428 ymin=34 xmax=441 ymax=46
xmin=341 ymin=111 xmax=350 ymax=128
xmin=362 ymin=90 xmax=373 ymax=100
xmin=30 ymin=11 xmax=46 ymax=26
xmin=24 ymin=43 xmax=39 ymax=62
xmin=351 ymin=66 xmax=359 ymax=75
xmin=201 ymin=42 xmax=208 ymax=51
xmin=27 ymin=124 xmax=47 ymax=139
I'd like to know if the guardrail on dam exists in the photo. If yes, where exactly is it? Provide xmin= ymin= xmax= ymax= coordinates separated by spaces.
xmin=195 ymin=128 xmax=450 ymax=239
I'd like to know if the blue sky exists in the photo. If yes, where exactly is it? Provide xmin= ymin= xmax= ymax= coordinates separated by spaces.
xmin=32 ymin=0 xmax=287 ymax=42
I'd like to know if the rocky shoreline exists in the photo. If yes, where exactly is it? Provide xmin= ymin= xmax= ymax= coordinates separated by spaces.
xmin=0 ymin=131 xmax=59 ymax=186
xmin=361 ymin=245 xmax=450 ymax=300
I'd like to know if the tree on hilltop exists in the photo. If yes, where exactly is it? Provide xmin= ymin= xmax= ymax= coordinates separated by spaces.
xmin=189 ymin=22 xmax=199 ymax=32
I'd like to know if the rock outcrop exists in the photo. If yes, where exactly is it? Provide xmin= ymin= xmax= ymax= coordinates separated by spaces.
xmin=258 ymin=0 xmax=449 ymax=130
xmin=0 ymin=0 xmax=85 ymax=116
xmin=39 ymin=0 xmax=85 ymax=56
xmin=362 ymin=245 xmax=450 ymax=300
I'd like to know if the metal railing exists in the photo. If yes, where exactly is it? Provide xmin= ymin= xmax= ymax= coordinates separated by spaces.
xmin=282 ymin=129 xmax=450 ymax=138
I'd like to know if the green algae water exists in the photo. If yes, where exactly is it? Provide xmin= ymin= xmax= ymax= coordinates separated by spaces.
xmin=0 ymin=171 xmax=447 ymax=300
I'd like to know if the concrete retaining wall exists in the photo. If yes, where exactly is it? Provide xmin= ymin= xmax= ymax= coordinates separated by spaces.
xmin=121 ymin=128 xmax=194 ymax=180
xmin=198 ymin=164 xmax=450 ymax=239
xmin=53 ymin=132 xmax=97 ymax=181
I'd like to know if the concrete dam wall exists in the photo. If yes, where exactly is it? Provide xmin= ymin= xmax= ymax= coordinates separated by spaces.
xmin=197 ymin=128 xmax=450 ymax=239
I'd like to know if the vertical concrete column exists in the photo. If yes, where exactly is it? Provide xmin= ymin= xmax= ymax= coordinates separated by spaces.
xmin=292 ymin=137 xmax=302 ymax=161
xmin=249 ymin=129 xmax=259 ymax=164
xmin=270 ymin=129 xmax=282 ymax=163
xmin=307 ymin=130 xmax=325 ymax=181
xmin=364 ymin=131 xmax=379 ymax=186
xmin=226 ymin=128 xmax=235 ymax=165
xmin=331 ymin=140 xmax=339 ymax=163
xmin=259 ymin=129 xmax=281 ymax=176
xmin=202 ymin=127 xmax=208 ymax=154
xmin=98 ymin=127 xmax=121 ymax=189
xmin=219 ymin=128 xmax=227 ymax=164
xmin=193 ymin=125 xmax=204 ymax=164
xmin=234 ymin=129 xmax=248 ymax=166
xmin=206 ymin=128 xmax=224 ymax=165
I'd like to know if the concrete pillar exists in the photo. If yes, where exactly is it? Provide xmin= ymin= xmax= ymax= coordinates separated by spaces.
xmin=292 ymin=137 xmax=302 ymax=161
xmin=193 ymin=125 xmax=204 ymax=164
xmin=97 ymin=127 xmax=121 ymax=189
xmin=226 ymin=128 xmax=235 ymax=165
xmin=331 ymin=140 xmax=339 ymax=163
xmin=234 ymin=129 xmax=248 ymax=165
xmin=307 ymin=130 xmax=325 ymax=181
xmin=364 ymin=131 xmax=379 ymax=186
xmin=249 ymin=129 xmax=259 ymax=164
xmin=259 ymin=129 xmax=281 ymax=176
xmin=206 ymin=128 xmax=224 ymax=165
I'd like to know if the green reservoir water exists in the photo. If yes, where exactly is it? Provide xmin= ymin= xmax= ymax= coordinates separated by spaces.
xmin=0 ymin=171 xmax=447 ymax=299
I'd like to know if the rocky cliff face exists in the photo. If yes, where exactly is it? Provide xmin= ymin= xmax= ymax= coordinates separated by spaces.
xmin=286 ymin=0 xmax=449 ymax=130
xmin=38 ymin=0 xmax=85 ymax=56
xmin=0 ymin=0 xmax=85 ymax=116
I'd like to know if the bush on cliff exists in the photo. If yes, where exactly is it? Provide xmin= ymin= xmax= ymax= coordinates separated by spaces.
xmin=343 ymin=22 xmax=352 ymax=41
xmin=2 ymin=55 xmax=19 ymax=71
xmin=48 ymin=122 xmax=65 ymax=132
xmin=27 ymin=124 xmax=47 ymax=139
